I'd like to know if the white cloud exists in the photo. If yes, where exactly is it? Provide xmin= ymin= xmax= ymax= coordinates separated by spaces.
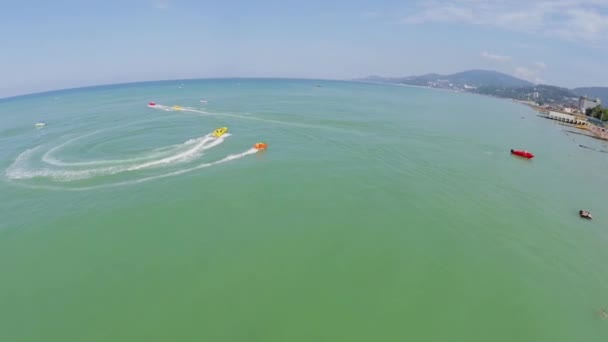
xmin=546 ymin=8 xmax=608 ymax=42
xmin=402 ymin=1 xmax=608 ymax=44
xmin=479 ymin=49 xmax=547 ymax=83
xmin=482 ymin=51 xmax=511 ymax=62
xmin=514 ymin=62 xmax=548 ymax=84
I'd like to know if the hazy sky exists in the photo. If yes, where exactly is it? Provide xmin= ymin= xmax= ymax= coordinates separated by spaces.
xmin=2 ymin=0 xmax=608 ymax=97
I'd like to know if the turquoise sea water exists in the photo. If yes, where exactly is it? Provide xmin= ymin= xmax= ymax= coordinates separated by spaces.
xmin=1 ymin=79 xmax=607 ymax=341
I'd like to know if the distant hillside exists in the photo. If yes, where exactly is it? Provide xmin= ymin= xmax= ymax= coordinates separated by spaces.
xmin=357 ymin=70 xmax=608 ymax=107
xmin=573 ymin=87 xmax=608 ymax=105
xmin=359 ymin=69 xmax=533 ymax=88
xmin=446 ymin=70 xmax=534 ymax=88
xmin=474 ymin=84 xmax=577 ymax=104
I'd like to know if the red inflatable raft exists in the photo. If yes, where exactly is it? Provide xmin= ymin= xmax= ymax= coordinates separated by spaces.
xmin=254 ymin=142 xmax=268 ymax=150
xmin=511 ymin=149 xmax=534 ymax=159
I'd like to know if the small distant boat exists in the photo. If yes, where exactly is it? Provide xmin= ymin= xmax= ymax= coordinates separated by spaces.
xmin=575 ymin=124 xmax=587 ymax=130
xmin=34 ymin=121 xmax=46 ymax=128
xmin=254 ymin=142 xmax=268 ymax=150
xmin=148 ymin=102 xmax=156 ymax=107
xmin=172 ymin=105 xmax=184 ymax=111
xmin=199 ymin=99 xmax=208 ymax=104
xmin=511 ymin=149 xmax=534 ymax=159
xmin=579 ymin=210 xmax=592 ymax=220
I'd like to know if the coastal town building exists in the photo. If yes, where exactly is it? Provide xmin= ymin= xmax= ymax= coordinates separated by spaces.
xmin=547 ymin=110 xmax=588 ymax=125
xmin=579 ymin=96 xmax=601 ymax=112
xmin=560 ymin=105 xmax=580 ymax=114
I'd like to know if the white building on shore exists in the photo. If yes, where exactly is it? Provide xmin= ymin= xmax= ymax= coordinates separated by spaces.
xmin=548 ymin=110 xmax=588 ymax=125
xmin=579 ymin=96 xmax=601 ymax=113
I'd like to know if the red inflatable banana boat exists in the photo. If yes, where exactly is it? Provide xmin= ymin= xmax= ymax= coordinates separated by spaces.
xmin=511 ymin=149 xmax=534 ymax=159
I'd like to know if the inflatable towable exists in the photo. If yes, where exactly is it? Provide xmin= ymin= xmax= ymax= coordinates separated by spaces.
xmin=254 ymin=142 xmax=268 ymax=150
xmin=212 ymin=127 xmax=228 ymax=138
xmin=511 ymin=149 xmax=534 ymax=159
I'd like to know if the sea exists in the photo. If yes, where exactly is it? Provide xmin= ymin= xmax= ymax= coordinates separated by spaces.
xmin=1 ymin=79 xmax=607 ymax=341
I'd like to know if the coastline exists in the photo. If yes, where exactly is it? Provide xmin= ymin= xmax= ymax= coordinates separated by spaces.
xmin=519 ymin=101 xmax=608 ymax=141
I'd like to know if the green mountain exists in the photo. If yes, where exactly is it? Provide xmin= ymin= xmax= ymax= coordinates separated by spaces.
xmin=359 ymin=69 xmax=533 ymax=88
xmin=442 ymin=70 xmax=534 ymax=88
xmin=358 ymin=70 xmax=608 ymax=107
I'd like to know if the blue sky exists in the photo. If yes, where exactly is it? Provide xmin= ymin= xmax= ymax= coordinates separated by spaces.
xmin=2 ymin=0 xmax=608 ymax=97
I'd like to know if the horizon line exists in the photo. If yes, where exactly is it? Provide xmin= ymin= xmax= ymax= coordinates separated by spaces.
xmin=2 ymin=71 xmax=604 ymax=101
xmin=0 ymin=76 xmax=349 ymax=102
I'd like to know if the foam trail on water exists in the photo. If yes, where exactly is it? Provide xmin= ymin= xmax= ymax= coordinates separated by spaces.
xmin=5 ymin=146 xmax=42 ymax=180
xmin=127 ymin=147 xmax=258 ymax=183
xmin=8 ymin=148 xmax=258 ymax=191
xmin=126 ymin=134 xmax=228 ymax=171
xmin=150 ymin=103 xmax=319 ymax=128
xmin=4 ymin=112 xmax=260 ymax=190
xmin=6 ymin=134 xmax=229 ymax=181
xmin=43 ymin=140 xmax=178 ymax=167
xmin=42 ymin=121 xmax=182 ymax=167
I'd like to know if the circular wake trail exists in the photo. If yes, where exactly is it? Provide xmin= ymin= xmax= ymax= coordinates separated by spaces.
xmin=6 ymin=133 xmax=231 ymax=182
xmin=7 ymin=147 xmax=258 ymax=192
xmin=6 ymin=106 xmax=269 ymax=190
xmin=41 ymin=118 xmax=183 ymax=167
xmin=42 ymin=133 xmax=180 ymax=167
xmin=126 ymin=134 xmax=227 ymax=171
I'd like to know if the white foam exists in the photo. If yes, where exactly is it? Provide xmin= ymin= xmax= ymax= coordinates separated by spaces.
xmin=8 ymin=148 xmax=258 ymax=191
xmin=42 ymin=133 xmax=178 ymax=167
xmin=41 ymin=119 xmax=177 ymax=167
xmin=5 ymin=146 xmax=42 ymax=179
xmin=126 ymin=134 xmax=228 ymax=171
xmin=126 ymin=147 xmax=257 ymax=184
xmin=5 ymin=105 xmax=271 ymax=189
xmin=6 ymin=132 xmax=231 ymax=182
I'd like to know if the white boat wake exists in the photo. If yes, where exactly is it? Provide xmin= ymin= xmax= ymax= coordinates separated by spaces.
xmin=5 ymin=125 xmax=258 ymax=190
xmin=148 ymin=102 xmax=319 ymax=128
